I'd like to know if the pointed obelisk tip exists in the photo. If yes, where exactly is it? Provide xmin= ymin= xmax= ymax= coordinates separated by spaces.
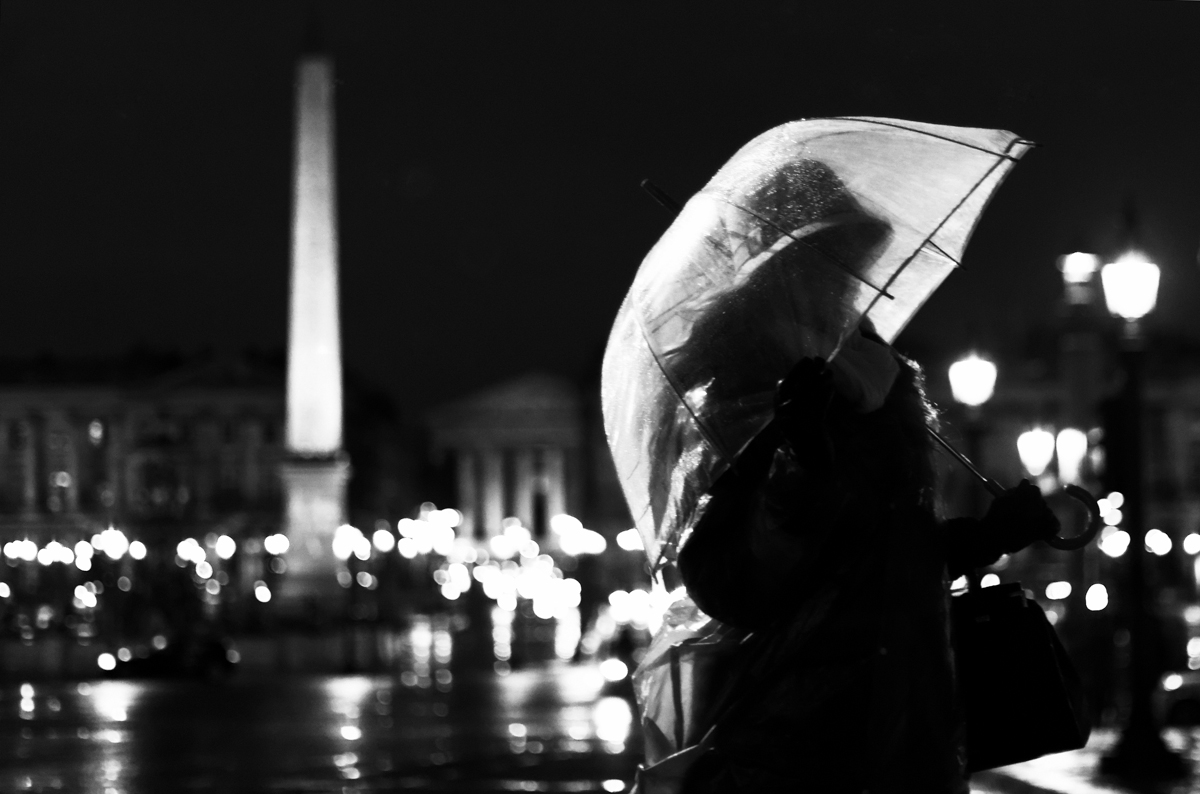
xmin=301 ymin=6 xmax=327 ymax=55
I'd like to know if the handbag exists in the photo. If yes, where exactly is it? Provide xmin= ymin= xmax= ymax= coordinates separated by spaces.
xmin=951 ymin=580 xmax=1092 ymax=772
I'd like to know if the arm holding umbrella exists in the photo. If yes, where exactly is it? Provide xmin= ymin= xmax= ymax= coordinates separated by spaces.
xmin=677 ymin=349 xmax=1075 ymax=630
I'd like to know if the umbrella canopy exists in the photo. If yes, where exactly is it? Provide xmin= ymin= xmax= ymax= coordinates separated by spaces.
xmin=602 ymin=117 xmax=1032 ymax=572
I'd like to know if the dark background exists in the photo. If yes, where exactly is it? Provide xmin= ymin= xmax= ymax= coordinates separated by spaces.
xmin=3 ymin=0 xmax=1198 ymax=420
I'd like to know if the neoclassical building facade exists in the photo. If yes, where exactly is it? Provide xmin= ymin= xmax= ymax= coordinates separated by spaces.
xmin=0 ymin=355 xmax=286 ymax=548
xmin=426 ymin=373 xmax=584 ymax=541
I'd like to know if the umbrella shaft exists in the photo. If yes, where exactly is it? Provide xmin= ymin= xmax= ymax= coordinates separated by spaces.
xmin=927 ymin=427 xmax=1005 ymax=497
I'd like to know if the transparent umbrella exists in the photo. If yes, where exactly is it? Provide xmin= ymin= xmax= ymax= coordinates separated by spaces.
xmin=602 ymin=117 xmax=1035 ymax=573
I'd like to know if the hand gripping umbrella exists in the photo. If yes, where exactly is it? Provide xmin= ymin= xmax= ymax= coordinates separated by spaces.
xmin=602 ymin=117 xmax=1100 ymax=576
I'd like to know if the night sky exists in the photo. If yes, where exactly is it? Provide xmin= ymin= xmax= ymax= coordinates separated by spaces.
xmin=3 ymin=1 xmax=1198 ymax=421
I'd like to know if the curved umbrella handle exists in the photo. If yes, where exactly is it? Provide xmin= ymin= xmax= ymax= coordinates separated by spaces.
xmin=928 ymin=427 xmax=1103 ymax=552
xmin=1044 ymin=484 xmax=1104 ymax=551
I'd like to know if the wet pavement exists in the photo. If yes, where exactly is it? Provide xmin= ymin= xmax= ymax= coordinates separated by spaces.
xmin=0 ymin=662 xmax=641 ymax=793
xmin=16 ymin=647 xmax=1188 ymax=794
xmin=971 ymin=727 xmax=1200 ymax=794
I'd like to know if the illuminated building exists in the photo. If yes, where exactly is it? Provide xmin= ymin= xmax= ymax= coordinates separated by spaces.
xmin=0 ymin=352 xmax=285 ymax=543
xmin=426 ymin=374 xmax=583 ymax=542
xmin=422 ymin=371 xmax=642 ymax=667
xmin=424 ymin=370 xmax=637 ymax=547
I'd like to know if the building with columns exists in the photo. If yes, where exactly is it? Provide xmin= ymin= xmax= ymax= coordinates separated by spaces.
xmin=426 ymin=373 xmax=584 ymax=541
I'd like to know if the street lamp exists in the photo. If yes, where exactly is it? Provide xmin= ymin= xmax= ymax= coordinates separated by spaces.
xmin=1096 ymin=249 xmax=1184 ymax=779
xmin=948 ymin=353 xmax=997 ymax=411
xmin=1017 ymin=427 xmax=1056 ymax=479
xmin=1059 ymin=251 xmax=1102 ymax=307
xmin=1014 ymin=426 xmax=1090 ymax=488
xmin=1055 ymin=428 xmax=1089 ymax=486
xmin=949 ymin=353 xmax=997 ymax=523
xmin=1101 ymin=252 xmax=1160 ymax=332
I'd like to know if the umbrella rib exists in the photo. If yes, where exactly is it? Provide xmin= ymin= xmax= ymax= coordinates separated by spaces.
xmin=857 ymin=153 xmax=1013 ymax=331
xmin=924 ymin=239 xmax=960 ymax=267
xmin=720 ymin=199 xmax=896 ymax=300
xmin=628 ymin=305 xmax=732 ymax=568
xmin=832 ymin=116 xmax=1035 ymax=160
xmin=641 ymin=213 xmax=880 ymax=336
xmin=629 ymin=301 xmax=730 ymax=460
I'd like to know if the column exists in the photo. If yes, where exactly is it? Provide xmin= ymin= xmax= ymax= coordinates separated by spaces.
xmin=543 ymin=446 xmax=567 ymax=524
xmin=20 ymin=417 xmax=37 ymax=516
xmin=193 ymin=418 xmax=215 ymax=520
xmin=104 ymin=414 xmax=123 ymax=511
xmin=243 ymin=419 xmax=262 ymax=503
xmin=0 ymin=418 xmax=8 ymax=510
xmin=455 ymin=450 xmax=478 ymax=540
xmin=481 ymin=449 xmax=504 ymax=538
xmin=122 ymin=413 xmax=139 ymax=511
xmin=513 ymin=448 xmax=536 ymax=530
xmin=64 ymin=420 xmax=80 ymax=514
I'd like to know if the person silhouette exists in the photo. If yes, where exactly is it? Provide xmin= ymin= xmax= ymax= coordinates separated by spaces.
xmin=667 ymin=326 xmax=1059 ymax=794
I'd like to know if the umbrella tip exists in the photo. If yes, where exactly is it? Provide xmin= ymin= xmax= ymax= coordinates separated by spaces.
xmin=640 ymin=179 xmax=683 ymax=216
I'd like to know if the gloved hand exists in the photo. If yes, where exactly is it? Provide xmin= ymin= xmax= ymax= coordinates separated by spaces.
xmin=980 ymin=479 xmax=1061 ymax=555
xmin=774 ymin=357 xmax=836 ymax=471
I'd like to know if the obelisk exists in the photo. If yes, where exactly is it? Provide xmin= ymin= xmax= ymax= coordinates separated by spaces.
xmin=277 ymin=30 xmax=351 ymax=617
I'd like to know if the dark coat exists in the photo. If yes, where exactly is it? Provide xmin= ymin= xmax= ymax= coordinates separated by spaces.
xmin=674 ymin=361 xmax=970 ymax=794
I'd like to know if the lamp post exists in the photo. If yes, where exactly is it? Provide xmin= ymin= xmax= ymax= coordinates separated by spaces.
xmin=949 ymin=352 xmax=998 ymax=520
xmin=1096 ymin=250 xmax=1184 ymax=779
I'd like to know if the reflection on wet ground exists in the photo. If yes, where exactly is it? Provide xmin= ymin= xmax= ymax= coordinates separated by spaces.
xmin=975 ymin=727 xmax=1200 ymax=794
xmin=0 ymin=661 xmax=640 ymax=793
